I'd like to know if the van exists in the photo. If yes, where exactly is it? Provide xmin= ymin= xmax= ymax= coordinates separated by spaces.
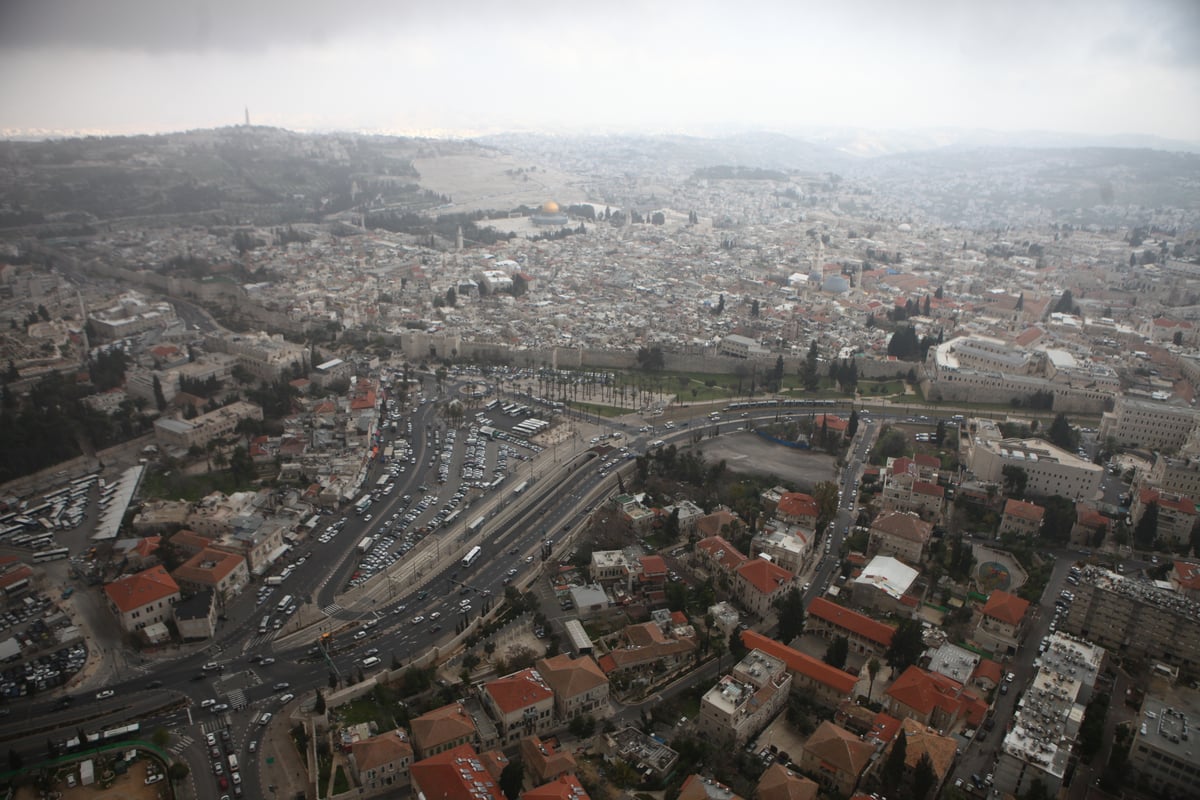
xmin=361 ymin=656 xmax=382 ymax=668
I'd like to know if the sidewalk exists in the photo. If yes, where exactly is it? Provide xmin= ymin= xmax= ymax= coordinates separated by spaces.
xmin=261 ymin=710 xmax=312 ymax=800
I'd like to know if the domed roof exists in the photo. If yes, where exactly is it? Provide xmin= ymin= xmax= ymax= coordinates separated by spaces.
xmin=541 ymin=200 xmax=560 ymax=214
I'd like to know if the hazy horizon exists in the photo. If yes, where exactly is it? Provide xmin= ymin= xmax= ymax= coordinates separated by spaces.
xmin=2 ymin=0 xmax=1198 ymax=144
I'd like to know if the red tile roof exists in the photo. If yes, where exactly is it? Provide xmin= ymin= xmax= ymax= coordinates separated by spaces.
xmin=803 ymin=721 xmax=876 ymax=777
xmin=1172 ymin=561 xmax=1200 ymax=591
xmin=972 ymin=659 xmax=1003 ymax=685
xmin=351 ymin=729 xmax=412 ymax=772
xmin=870 ymin=512 xmax=932 ymax=543
xmin=913 ymin=481 xmax=944 ymax=497
xmin=524 ymin=775 xmax=592 ymax=800
xmin=742 ymin=631 xmax=857 ymax=696
xmin=697 ymin=536 xmax=748 ymax=570
xmin=639 ymin=555 xmax=668 ymax=576
xmin=981 ymin=590 xmax=1029 ymax=626
xmin=103 ymin=565 xmax=180 ymax=613
xmin=410 ymin=744 xmax=504 ymax=800
xmin=483 ymin=668 xmax=553 ymax=714
xmin=736 ymin=558 xmax=794 ymax=595
xmin=1159 ymin=494 xmax=1197 ymax=514
xmin=1003 ymin=499 xmax=1045 ymax=522
xmin=913 ymin=454 xmax=940 ymax=469
xmin=807 ymin=597 xmax=895 ymax=647
xmin=868 ymin=711 xmax=902 ymax=744
xmin=777 ymin=492 xmax=819 ymax=519
xmin=886 ymin=666 xmax=987 ymax=726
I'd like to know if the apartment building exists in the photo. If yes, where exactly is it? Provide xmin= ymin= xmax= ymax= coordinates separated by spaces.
xmin=535 ymin=654 xmax=609 ymax=721
xmin=349 ymin=729 xmax=413 ymax=792
xmin=171 ymin=547 xmax=250 ymax=603
xmin=798 ymin=721 xmax=876 ymax=797
xmin=480 ymin=668 xmax=556 ymax=746
xmin=103 ymin=565 xmax=181 ymax=635
xmin=993 ymin=634 xmax=1104 ymax=798
xmin=734 ymin=557 xmax=795 ymax=617
xmin=884 ymin=666 xmax=987 ymax=732
xmin=1127 ymin=690 xmax=1200 ymax=798
xmin=410 ymin=703 xmax=480 ymax=759
xmin=1130 ymin=488 xmax=1197 ymax=547
xmin=1100 ymin=396 xmax=1200 ymax=453
xmin=696 ymin=649 xmax=792 ymax=746
xmin=409 ymin=744 xmax=505 ymax=800
xmin=998 ymin=499 xmax=1045 ymax=539
xmin=1062 ymin=566 xmax=1200 ymax=670
xmin=975 ymin=590 xmax=1030 ymax=655
xmin=868 ymin=512 xmax=932 ymax=565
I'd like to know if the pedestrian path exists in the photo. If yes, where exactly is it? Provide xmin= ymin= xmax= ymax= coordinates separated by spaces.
xmin=226 ymin=688 xmax=248 ymax=711
xmin=321 ymin=602 xmax=343 ymax=615
xmin=169 ymin=733 xmax=194 ymax=756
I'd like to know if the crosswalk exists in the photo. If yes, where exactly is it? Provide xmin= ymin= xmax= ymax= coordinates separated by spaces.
xmin=322 ymin=602 xmax=343 ymax=615
xmin=169 ymin=733 xmax=195 ymax=756
xmin=226 ymin=689 xmax=248 ymax=711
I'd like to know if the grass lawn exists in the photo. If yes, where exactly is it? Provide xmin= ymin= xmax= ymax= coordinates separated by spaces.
xmin=139 ymin=466 xmax=255 ymax=502
xmin=340 ymin=690 xmax=401 ymax=729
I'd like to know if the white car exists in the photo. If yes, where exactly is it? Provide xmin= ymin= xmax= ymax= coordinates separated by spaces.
xmin=258 ymin=712 xmax=273 ymax=726
xmin=95 ymin=689 xmax=115 ymax=700
xmin=278 ymin=693 xmax=295 ymax=704
xmin=411 ymin=615 xmax=426 ymax=625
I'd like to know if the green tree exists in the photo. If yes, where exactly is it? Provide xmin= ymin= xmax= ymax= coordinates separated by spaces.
xmin=848 ymin=408 xmax=860 ymax=438
xmin=168 ymin=762 xmax=190 ymax=783
xmin=152 ymin=727 xmax=171 ymax=749
xmin=1002 ymin=464 xmax=1028 ymax=499
xmin=774 ymin=587 xmax=806 ymax=642
xmin=314 ymin=689 xmax=327 ymax=714
xmin=152 ymin=375 xmax=167 ymax=411
xmin=445 ymin=287 xmax=457 ymax=307
xmin=879 ymin=730 xmax=907 ymax=790
xmin=823 ymin=635 xmax=849 ymax=670
xmin=801 ymin=340 xmax=821 ymax=391
xmin=635 ymin=346 xmax=665 ymax=371
xmin=885 ymin=619 xmax=925 ymax=672
xmin=1134 ymin=502 xmax=1159 ymax=549
xmin=8 ymin=747 xmax=21 ymax=771
xmin=1046 ymin=413 xmax=1077 ymax=451
xmin=499 ymin=758 xmax=524 ymax=800
xmin=867 ymin=657 xmax=881 ymax=700
xmin=568 ymin=714 xmax=597 ymax=737
xmin=912 ymin=751 xmax=936 ymax=800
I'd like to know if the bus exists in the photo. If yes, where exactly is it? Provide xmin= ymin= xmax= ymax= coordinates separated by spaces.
xmin=33 ymin=547 xmax=69 ymax=563
xmin=277 ymin=595 xmax=294 ymax=613
xmin=444 ymin=509 xmax=462 ymax=527
xmin=354 ymin=496 xmax=372 ymax=515
xmin=462 ymin=546 xmax=482 ymax=568
xmin=512 ymin=481 xmax=528 ymax=496
xmin=358 ymin=536 xmax=375 ymax=554
xmin=467 ymin=516 xmax=486 ymax=534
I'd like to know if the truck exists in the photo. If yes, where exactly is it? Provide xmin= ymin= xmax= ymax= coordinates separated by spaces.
xmin=265 ymin=576 xmax=284 ymax=586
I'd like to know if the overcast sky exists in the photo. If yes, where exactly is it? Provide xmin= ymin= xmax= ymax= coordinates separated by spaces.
xmin=1 ymin=0 xmax=1197 ymax=142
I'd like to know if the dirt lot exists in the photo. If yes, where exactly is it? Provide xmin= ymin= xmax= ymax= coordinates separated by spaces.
xmin=15 ymin=756 xmax=167 ymax=800
xmin=413 ymin=153 xmax=585 ymax=213
xmin=685 ymin=430 xmax=838 ymax=490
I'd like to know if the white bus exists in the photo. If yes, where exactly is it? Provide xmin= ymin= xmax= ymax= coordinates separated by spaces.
xmin=512 ymin=481 xmax=528 ymax=496
xmin=276 ymin=595 xmax=294 ymax=613
xmin=33 ymin=547 xmax=70 ymax=563
xmin=467 ymin=516 xmax=485 ymax=534
xmin=358 ymin=536 xmax=375 ymax=554
xmin=462 ymin=546 xmax=482 ymax=568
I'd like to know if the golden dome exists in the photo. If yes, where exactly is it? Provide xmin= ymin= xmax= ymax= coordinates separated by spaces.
xmin=541 ymin=201 xmax=560 ymax=214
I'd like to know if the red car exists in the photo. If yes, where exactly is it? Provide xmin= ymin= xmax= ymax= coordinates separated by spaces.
xmin=218 ymin=777 xmax=229 ymax=790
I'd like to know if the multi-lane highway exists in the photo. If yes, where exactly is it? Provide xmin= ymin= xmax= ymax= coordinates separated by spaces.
xmin=0 ymin=390 xmax=957 ymax=798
